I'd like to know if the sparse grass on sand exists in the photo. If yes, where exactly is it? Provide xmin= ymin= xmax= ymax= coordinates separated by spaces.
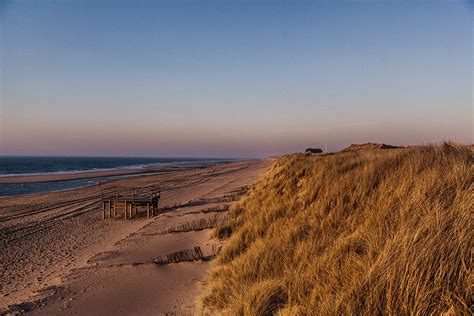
xmin=204 ymin=143 xmax=473 ymax=315
xmin=158 ymin=214 xmax=229 ymax=235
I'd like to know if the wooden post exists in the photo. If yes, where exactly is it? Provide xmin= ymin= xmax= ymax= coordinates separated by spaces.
xmin=147 ymin=202 xmax=150 ymax=218
xmin=129 ymin=203 xmax=133 ymax=219
xmin=124 ymin=201 xmax=128 ymax=219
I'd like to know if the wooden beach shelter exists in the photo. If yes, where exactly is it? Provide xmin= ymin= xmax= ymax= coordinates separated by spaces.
xmin=100 ymin=186 xmax=160 ymax=219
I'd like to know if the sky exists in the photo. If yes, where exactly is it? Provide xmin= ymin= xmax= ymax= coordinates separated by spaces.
xmin=0 ymin=0 xmax=472 ymax=158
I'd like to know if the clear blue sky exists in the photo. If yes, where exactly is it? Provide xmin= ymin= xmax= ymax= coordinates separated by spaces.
xmin=0 ymin=0 xmax=472 ymax=157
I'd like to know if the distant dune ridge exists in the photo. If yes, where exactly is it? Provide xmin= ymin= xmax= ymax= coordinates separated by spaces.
xmin=203 ymin=143 xmax=473 ymax=315
xmin=342 ymin=142 xmax=401 ymax=151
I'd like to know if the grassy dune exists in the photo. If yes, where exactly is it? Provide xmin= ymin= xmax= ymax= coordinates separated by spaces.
xmin=204 ymin=143 xmax=473 ymax=315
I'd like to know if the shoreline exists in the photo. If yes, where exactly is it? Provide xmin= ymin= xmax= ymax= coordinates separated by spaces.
xmin=0 ymin=161 xmax=236 ymax=198
xmin=0 ymin=160 xmax=233 ymax=184
xmin=0 ymin=158 xmax=272 ymax=314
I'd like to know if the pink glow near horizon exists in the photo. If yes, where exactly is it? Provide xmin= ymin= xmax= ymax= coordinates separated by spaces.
xmin=1 ymin=1 xmax=472 ymax=157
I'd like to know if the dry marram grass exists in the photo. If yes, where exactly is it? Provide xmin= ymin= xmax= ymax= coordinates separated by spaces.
xmin=204 ymin=143 xmax=473 ymax=315
xmin=158 ymin=214 xmax=229 ymax=235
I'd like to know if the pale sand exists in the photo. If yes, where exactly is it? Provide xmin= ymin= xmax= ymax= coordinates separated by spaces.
xmin=0 ymin=159 xmax=272 ymax=314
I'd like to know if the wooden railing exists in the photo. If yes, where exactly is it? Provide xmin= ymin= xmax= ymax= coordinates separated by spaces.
xmin=100 ymin=186 xmax=161 ymax=219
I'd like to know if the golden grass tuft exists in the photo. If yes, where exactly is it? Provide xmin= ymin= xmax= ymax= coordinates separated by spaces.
xmin=203 ymin=143 xmax=473 ymax=315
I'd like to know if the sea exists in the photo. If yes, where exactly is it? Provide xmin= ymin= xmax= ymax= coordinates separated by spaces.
xmin=0 ymin=156 xmax=232 ymax=197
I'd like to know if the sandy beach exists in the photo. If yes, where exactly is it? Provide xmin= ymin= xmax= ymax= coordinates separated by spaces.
xmin=0 ymin=159 xmax=271 ymax=314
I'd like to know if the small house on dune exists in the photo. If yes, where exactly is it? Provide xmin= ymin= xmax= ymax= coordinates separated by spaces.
xmin=305 ymin=147 xmax=323 ymax=154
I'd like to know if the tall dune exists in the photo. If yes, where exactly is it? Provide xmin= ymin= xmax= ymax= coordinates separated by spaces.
xmin=204 ymin=143 xmax=473 ymax=315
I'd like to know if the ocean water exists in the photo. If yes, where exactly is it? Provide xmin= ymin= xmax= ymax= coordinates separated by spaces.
xmin=0 ymin=156 xmax=231 ymax=197
xmin=0 ymin=179 xmax=98 ymax=197
xmin=0 ymin=156 xmax=224 ymax=176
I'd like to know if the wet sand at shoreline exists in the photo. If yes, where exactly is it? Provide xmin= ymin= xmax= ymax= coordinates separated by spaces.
xmin=0 ymin=161 xmax=224 ymax=184
xmin=0 ymin=159 xmax=271 ymax=314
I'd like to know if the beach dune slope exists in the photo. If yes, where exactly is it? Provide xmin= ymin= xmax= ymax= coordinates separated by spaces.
xmin=204 ymin=143 xmax=473 ymax=315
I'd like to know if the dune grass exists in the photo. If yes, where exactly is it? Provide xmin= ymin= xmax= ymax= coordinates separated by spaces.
xmin=154 ymin=246 xmax=206 ymax=265
xmin=158 ymin=214 xmax=229 ymax=235
xmin=204 ymin=143 xmax=473 ymax=315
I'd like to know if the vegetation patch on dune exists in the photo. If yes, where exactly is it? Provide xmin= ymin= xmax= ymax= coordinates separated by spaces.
xmin=204 ymin=143 xmax=473 ymax=315
xmin=158 ymin=214 xmax=229 ymax=235
xmin=153 ymin=245 xmax=222 ymax=265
